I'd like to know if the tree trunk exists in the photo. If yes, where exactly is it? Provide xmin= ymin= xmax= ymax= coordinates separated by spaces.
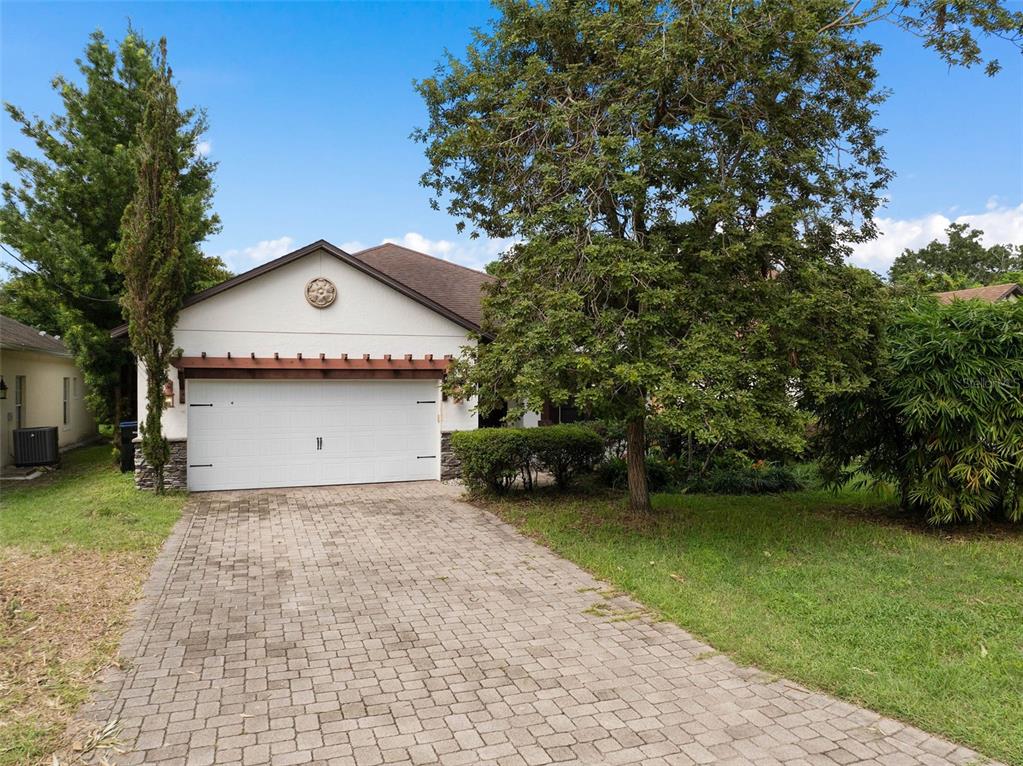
xmin=626 ymin=416 xmax=651 ymax=512
xmin=142 ymin=366 xmax=168 ymax=494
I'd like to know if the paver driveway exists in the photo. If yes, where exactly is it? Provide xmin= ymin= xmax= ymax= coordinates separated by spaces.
xmin=85 ymin=483 xmax=996 ymax=766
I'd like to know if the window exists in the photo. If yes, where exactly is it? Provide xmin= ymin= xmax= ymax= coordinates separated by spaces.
xmin=63 ymin=377 xmax=70 ymax=426
xmin=15 ymin=376 xmax=25 ymax=429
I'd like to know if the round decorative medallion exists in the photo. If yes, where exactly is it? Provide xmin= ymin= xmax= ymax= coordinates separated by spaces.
xmin=305 ymin=277 xmax=337 ymax=308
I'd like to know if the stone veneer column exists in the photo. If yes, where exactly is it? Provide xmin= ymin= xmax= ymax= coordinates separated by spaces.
xmin=440 ymin=431 xmax=462 ymax=481
xmin=134 ymin=438 xmax=188 ymax=491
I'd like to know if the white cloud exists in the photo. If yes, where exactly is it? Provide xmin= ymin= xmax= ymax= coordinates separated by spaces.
xmin=216 ymin=236 xmax=295 ymax=271
xmin=212 ymin=233 xmax=516 ymax=275
xmin=848 ymin=202 xmax=1023 ymax=276
xmin=196 ymin=140 xmax=212 ymax=157
xmin=380 ymin=232 xmax=519 ymax=271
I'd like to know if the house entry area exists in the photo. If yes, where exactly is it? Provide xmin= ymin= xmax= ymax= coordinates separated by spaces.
xmin=185 ymin=379 xmax=440 ymax=491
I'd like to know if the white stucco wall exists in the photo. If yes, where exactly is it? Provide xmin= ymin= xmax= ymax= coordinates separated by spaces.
xmin=137 ymin=247 xmax=479 ymax=441
xmin=1 ymin=348 xmax=97 ymax=466
xmin=520 ymin=410 xmax=541 ymax=428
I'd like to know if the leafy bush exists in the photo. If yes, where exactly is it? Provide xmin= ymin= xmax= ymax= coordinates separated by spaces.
xmin=452 ymin=425 xmax=603 ymax=492
xmin=528 ymin=425 xmax=604 ymax=488
xmin=789 ymin=462 xmax=823 ymax=490
xmin=451 ymin=428 xmax=530 ymax=493
xmin=596 ymin=455 xmax=673 ymax=492
xmin=595 ymin=454 xmax=802 ymax=495
xmin=575 ymin=419 xmax=626 ymax=458
xmin=685 ymin=464 xmax=803 ymax=494
xmin=817 ymin=297 xmax=1023 ymax=523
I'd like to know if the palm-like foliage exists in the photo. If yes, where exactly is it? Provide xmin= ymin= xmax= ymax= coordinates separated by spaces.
xmin=818 ymin=298 xmax=1023 ymax=523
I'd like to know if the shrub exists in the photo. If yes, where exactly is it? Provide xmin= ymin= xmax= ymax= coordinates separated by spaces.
xmin=817 ymin=297 xmax=1023 ymax=523
xmin=595 ymin=457 xmax=626 ymax=489
xmin=451 ymin=428 xmax=530 ymax=493
xmin=528 ymin=425 xmax=604 ymax=489
xmin=452 ymin=424 xmax=603 ymax=492
xmin=596 ymin=455 xmax=673 ymax=492
xmin=686 ymin=464 xmax=803 ymax=494
xmin=575 ymin=419 xmax=626 ymax=458
xmin=789 ymin=462 xmax=823 ymax=490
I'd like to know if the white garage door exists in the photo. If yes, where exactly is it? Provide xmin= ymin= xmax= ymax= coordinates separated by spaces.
xmin=186 ymin=380 xmax=440 ymax=491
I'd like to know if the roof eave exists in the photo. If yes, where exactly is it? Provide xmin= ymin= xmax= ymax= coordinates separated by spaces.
xmin=111 ymin=239 xmax=483 ymax=338
xmin=0 ymin=343 xmax=72 ymax=357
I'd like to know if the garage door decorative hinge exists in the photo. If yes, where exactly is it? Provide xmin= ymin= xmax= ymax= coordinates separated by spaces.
xmin=416 ymin=400 xmax=436 ymax=404
xmin=417 ymin=455 xmax=437 ymax=459
xmin=189 ymin=464 xmax=213 ymax=468
xmin=189 ymin=403 xmax=213 ymax=407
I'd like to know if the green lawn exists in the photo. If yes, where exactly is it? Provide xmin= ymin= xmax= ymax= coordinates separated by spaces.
xmin=0 ymin=445 xmax=182 ymax=552
xmin=1 ymin=446 xmax=185 ymax=765
xmin=482 ymin=487 xmax=1023 ymax=765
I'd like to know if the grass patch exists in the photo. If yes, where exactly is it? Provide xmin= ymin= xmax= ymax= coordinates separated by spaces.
xmin=481 ymin=486 xmax=1023 ymax=765
xmin=0 ymin=445 xmax=181 ymax=553
xmin=0 ymin=446 xmax=184 ymax=765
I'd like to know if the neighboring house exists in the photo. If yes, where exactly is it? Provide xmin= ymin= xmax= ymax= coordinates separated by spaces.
xmin=114 ymin=240 xmax=533 ymax=492
xmin=933 ymin=283 xmax=1022 ymax=304
xmin=0 ymin=315 xmax=97 ymax=468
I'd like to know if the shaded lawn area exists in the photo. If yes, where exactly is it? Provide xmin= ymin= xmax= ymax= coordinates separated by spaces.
xmin=482 ymin=487 xmax=1023 ymax=765
xmin=0 ymin=446 xmax=184 ymax=766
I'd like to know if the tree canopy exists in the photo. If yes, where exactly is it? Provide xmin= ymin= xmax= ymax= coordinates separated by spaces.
xmin=416 ymin=0 xmax=1023 ymax=509
xmin=888 ymin=222 xmax=1023 ymax=291
xmin=1 ymin=29 xmax=227 ymax=424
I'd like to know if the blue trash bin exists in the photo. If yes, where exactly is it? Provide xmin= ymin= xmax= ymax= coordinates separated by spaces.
xmin=119 ymin=420 xmax=138 ymax=472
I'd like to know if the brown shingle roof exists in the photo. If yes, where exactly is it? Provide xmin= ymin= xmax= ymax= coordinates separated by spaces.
xmin=351 ymin=243 xmax=493 ymax=329
xmin=1 ymin=315 xmax=71 ymax=355
xmin=933 ymin=283 xmax=1022 ymax=304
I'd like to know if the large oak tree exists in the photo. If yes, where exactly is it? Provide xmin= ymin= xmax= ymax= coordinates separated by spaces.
xmin=416 ymin=0 xmax=1022 ymax=510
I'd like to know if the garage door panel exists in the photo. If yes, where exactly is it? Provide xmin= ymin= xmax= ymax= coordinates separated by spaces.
xmin=186 ymin=380 xmax=439 ymax=491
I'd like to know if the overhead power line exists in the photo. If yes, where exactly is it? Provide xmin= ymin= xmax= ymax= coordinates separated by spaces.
xmin=0 ymin=242 xmax=120 ymax=304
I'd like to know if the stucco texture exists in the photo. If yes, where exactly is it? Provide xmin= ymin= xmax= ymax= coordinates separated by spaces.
xmin=0 ymin=348 xmax=97 ymax=466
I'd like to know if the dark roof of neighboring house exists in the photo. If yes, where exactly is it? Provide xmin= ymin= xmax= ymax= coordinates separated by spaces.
xmin=110 ymin=239 xmax=493 ymax=338
xmin=0 ymin=314 xmax=71 ymax=355
xmin=933 ymin=283 xmax=1022 ymax=304
xmin=351 ymin=243 xmax=494 ymax=329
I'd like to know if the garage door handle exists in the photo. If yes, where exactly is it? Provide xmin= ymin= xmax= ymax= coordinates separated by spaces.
xmin=316 ymin=437 xmax=323 ymax=450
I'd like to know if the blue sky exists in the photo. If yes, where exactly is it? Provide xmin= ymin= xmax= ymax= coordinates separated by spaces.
xmin=2 ymin=1 xmax=1021 ymax=276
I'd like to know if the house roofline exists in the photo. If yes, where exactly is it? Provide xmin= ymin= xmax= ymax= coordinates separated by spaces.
xmin=356 ymin=242 xmax=494 ymax=280
xmin=111 ymin=239 xmax=484 ymax=338
xmin=0 ymin=343 xmax=72 ymax=358
xmin=933 ymin=282 xmax=1023 ymax=304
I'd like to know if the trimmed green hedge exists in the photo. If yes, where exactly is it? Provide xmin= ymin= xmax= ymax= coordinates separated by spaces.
xmin=450 ymin=428 xmax=530 ymax=492
xmin=451 ymin=425 xmax=604 ymax=492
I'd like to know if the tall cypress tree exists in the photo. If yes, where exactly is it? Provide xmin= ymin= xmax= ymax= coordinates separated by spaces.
xmin=115 ymin=39 xmax=190 ymax=493
xmin=1 ymin=30 xmax=226 ymax=430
